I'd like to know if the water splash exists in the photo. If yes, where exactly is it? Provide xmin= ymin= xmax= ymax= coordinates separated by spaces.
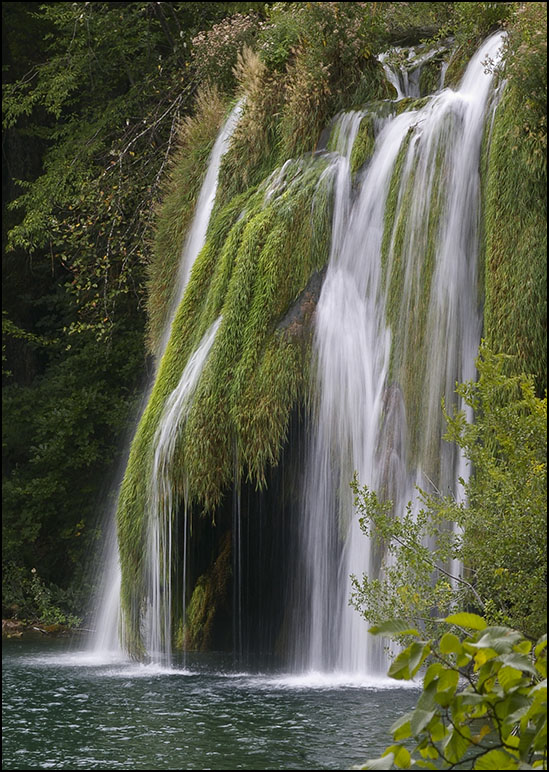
xmin=378 ymin=44 xmax=448 ymax=99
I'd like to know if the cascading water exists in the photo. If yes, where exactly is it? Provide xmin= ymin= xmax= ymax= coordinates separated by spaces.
xmin=144 ymin=317 xmax=222 ymax=665
xmin=378 ymin=44 xmax=448 ymax=99
xmin=88 ymin=101 xmax=242 ymax=661
xmin=93 ymin=33 xmax=505 ymax=672
xmin=157 ymin=101 xmax=243 ymax=358
xmin=293 ymin=32 xmax=505 ymax=676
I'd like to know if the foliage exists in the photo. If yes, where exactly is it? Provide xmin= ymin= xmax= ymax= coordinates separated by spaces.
xmin=360 ymin=614 xmax=547 ymax=770
xmin=216 ymin=2 xmax=393 ymax=203
xmin=351 ymin=345 xmax=547 ymax=641
xmin=2 ymin=1 xmax=264 ymax=619
xmin=117 ymin=155 xmax=334 ymax=656
xmin=3 ymin=0 xmax=546 ymax=648
xmin=483 ymin=3 xmax=547 ymax=396
xmin=191 ymin=11 xmax=265 ymax=92
xmin=3 ymin=563 xmax=82 ymax=628
xmin=146 ymin=86 xmax=229 ymax=356
xmin=274 ymin=2 xmax=389 ymax=157
xmin=503 ymin=2 xmax=547 ymax=150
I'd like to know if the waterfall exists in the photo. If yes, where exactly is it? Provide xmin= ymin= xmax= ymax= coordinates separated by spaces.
xmin=94 ymin=33 xmax=505 ymax=671
xmin=144 ymin=317 xmax=222 ymax=665
xmin=157 ymin=101 xmax=243 ymax=358
xmin=88 ymin=101 xmax=242 ymax=661
xmin=293 ymin=32 xmax=505 ymax=675
xmin=378 ymin=44 xmax=448 ymax=99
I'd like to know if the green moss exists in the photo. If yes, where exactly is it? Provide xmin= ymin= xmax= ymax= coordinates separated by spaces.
xmin=393 ymin=96 xmax=430 ymax=115
xmin=483 ymin=87 xmax=547 ymax=395
xmin=418 ymin=52 xmax=446 ymax=96
xmin=147 ymin=88 xmax=228 ymax=357
xmin=182 ymin=531 xmax=232 ymax=651
xmin=117 ymin=154 xmax=334 ymax=652
xmin=349 ymin=113 xmax=376 ymax=176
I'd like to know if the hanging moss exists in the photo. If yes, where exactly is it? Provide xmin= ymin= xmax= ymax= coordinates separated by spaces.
xmin=349 ymin=113 xmax=376 ymax=176
xmin=180 ymin=157 xmax=332 ymax=508
xmin=182 ymin=531 xmax=232 ymax=651
xmin=147 ymin=87 xmax=228 ymax=357
xmin=484 ymin=87 xmax=547 ymax=396
xmin=117 ymin=152 xmax=334 ymax=652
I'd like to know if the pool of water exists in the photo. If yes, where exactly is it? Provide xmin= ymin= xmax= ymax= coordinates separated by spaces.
xmin=2 ymin=637 xmax=419 ymax=770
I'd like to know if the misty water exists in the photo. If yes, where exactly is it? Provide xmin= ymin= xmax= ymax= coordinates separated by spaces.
xmin=2 ymin=637 xmax=418 ymax=771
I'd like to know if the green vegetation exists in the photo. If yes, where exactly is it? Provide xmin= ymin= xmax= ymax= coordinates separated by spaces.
xmin=352 ymin=346 xmax=547 ymax=642
xmin=361 ymin=614 xmax=547 ymax=770
xmin=117 ymin=153 xmax=334 ymax=655
xmin=2 ymin=0 xmax=546 ymax=664
xmin=354 ymin=347 xmax=547 ymax=767
xmin=484 ymin=2 xmax=547 ymax=397
xmin=1 ymin=1 xmax=273 ymax=626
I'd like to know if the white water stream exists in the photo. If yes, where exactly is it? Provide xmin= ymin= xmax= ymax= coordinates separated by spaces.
xmin=294 ymin=32 xmax=505 ymax=676
xmin=144 ymin=317 xmax=222 ymax=665
xmin=88 ymin=102 xmax=242 ymax=661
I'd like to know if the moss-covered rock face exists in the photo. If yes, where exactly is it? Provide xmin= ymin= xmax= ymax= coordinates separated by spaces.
xmin=483 ymin=85 xmax=547 ymax=396
xmin=182 ymin=531 xmax=232 ymax=651
xmin=117 ymin=148 xmax=335 ymax=656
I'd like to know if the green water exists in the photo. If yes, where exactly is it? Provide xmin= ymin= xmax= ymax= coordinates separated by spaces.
xmin=2 ymin=637 xmax=419 ymax=770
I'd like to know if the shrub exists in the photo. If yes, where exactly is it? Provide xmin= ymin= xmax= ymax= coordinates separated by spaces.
xmin=351 ymin=345 xmax=547 ymax=641
xmin=360 ymin=614 xmax=547 ymax=770
xmin=191 ymin=13 xmax=263 ymax=93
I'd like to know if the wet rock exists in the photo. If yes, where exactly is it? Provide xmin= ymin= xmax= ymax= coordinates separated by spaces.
xmin=277 ymin=267 xmax=327 ymax=341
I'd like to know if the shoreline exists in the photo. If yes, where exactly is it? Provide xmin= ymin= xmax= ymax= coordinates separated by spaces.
xmin=2 ymin=618 xmax=88 ymax=639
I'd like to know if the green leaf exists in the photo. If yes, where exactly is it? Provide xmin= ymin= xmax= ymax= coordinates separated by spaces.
xmin=419 ymin=743 xmax=439 ymax=760
xmin=437 ymin=668 xmax=459 ymax=694
xmin=424 ymin=662 xmax=444 ymax=688
xmin=391 ymin=712 xmax=413 ymax=741
xmin=514 ymin=639 xmax=532 ymax=655
xmin=386 ymin=745 xmax=411 ymax=769
xmin=518 ymin=727 xmax=537 ymax=760
xmin=439 ymin=632 xmax=463 ymax=654
xmin=471 ymin=628 xmax=524 ymax=654
xmin=498 ymin=665 xmax=524 ymax=691
xmin=532 ymin=718 xmax=547 ymax=751
xmin=534 ymin=635 xmax=547 ymax=658
xmin=500 ymin=652 xmax=539 ymax=677
xmin=473 ymin=748 xmax=519 ymax=769
xmin=368 ymin=619 xmax=420 ymax=637
xmin=388 ymin=642 xmax=428 ymax=680
xmin=445 ymin=612 xmax=487 ymax=630
xmin=411 ymin=708 xmax=437 ymax=736
xmin=443 ymin=725 xmax=471 ymax=763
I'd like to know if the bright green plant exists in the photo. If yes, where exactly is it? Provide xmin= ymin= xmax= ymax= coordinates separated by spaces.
xmin=351 ymin=345 xmax=547 ymax=641
xmin=360 ymin=613 xmax=547 ymax=770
